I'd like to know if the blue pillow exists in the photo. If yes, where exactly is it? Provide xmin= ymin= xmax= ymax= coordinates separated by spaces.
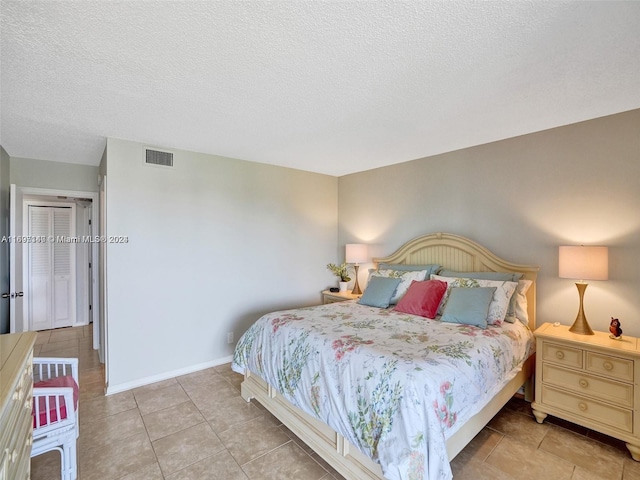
xmin=358 ymin=276 xmax=402 ymax=308
xmin=441 ymin=287 xmax=497 ymax=329
xmin=437 ymin=270 xmax=523 ymax=282
xmin=379 ymin=263 xmax=441 ymax=277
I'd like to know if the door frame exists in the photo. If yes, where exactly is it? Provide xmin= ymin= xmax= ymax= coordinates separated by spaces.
xmin=11 ymin=186 xmax=100 ymax=349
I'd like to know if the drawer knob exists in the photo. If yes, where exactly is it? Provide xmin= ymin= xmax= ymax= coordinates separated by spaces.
xmin=578 ymin=402 xmax=588 ymax=412
xmin=555 ymin=351 xmax=565 ymax=360
xmin=603 ymin=361 xmax=614 ymax=371
xmin=579 ymin=379 xmax=589 ymax=388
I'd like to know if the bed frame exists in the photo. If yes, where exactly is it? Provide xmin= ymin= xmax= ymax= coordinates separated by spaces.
xmin=240 ymin=232 xmax=539 ymax=479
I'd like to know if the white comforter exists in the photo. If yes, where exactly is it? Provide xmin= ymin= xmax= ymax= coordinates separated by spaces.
xmin=233 ymin=300 xmax=534 ymax=480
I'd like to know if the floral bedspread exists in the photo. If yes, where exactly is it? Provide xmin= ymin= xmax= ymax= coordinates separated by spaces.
xmin=232 ymin=300 xmax=534 ymax=480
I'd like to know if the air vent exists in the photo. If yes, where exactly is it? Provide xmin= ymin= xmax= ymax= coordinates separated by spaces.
xmin=145 ymin=148 xmax=174 ymax=167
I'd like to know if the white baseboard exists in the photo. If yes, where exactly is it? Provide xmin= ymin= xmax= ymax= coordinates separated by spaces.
xmin=105 ymin=355 xmax=234 ymax=396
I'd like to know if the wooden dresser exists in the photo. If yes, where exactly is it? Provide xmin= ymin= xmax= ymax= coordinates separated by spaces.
xmin=0 ymin=332 xmax=37 ymax=480
xmin=532 ymin=323 xmax=640 ymax=460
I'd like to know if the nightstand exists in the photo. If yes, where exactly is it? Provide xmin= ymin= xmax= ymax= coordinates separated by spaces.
xmin=322 ymin=290 xmax=360 ymax=304
xmin=531 ymin=322 xmax=640 ymax=460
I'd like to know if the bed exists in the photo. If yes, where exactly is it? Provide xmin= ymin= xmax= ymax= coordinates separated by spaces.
xmin=233 ymin=232 xmax=538 ymax=480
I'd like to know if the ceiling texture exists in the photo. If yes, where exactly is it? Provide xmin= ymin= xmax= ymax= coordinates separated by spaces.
xmin=1 ymin=1 xmax=639 ymax=176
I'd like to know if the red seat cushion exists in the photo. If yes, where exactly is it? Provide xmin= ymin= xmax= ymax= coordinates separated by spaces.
xmin=33 ymin=375 xmax=79 ymax=428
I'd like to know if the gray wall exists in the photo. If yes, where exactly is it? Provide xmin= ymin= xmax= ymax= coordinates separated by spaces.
xmin=10 ymin=157 xmax=99 ymax=192
xmin=339 ymin=109 xmax=640 ymax=336
xmin=104 ymin=138 xmax=338 ymax=391
xmin=0 ymin=147 xmax=10 ymax=333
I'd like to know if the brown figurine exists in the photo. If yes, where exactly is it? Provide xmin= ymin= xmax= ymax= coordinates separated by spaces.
xmin=609 ymin=317 xmax=622 ymax=339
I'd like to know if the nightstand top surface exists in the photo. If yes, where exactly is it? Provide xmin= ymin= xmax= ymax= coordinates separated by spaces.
xmin=535 ymin=322 xmax=639 ymax=354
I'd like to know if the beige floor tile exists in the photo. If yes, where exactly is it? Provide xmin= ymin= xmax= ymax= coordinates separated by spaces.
xmin=31 ymin=449 xmax=62 ymax=480
xmin=79 ymin=407 xmax=147 ymax=454
xmin=178 ymin=368 xmax=231 ymax=392
xmin=142 ymin=400 xmax=205 ymax=441
xmin=133 ymin=378 xmax=179 ymax=397
xmin=486 ymin=434 xmax=575 ymax=480
xmin=136 ymin=382 xmax=190 ymax=416
xmin=118 ymin=461 xmax=164 ymax=480
xmin=80 ymin=432 xmax=157 ymax=480
xmin=451 ymin=455 xmax=515 ymax=480
xmin=153 ymin=421 xmax=225 ymax=475
xmin=181 ymin=375 xmax=238 ymax=400
xmin=49 ymin=327 xmax=84 ymax=343
xmin=241 ymin=441 xmax=328 ymax=480
xmin=164 ymin=449 xmax=249 ymax=480
xmin=117 ymin=462 xmax=164 ymax=480
xmin=41 ymin=346 xmax=80 ymax=358
xmin=280 ymin=425 xmax=315 ymax=454
xmin=623 ymin=456 xmax=640 ymax=480
xmin=79 ymin=390 xmax=137 ymax=426
xmin=79 ymin=365 xmax=106 ymax=385
xmin=79 ymin=377 xmax=106 ymax=399
xmin=39 ymin=337 xmax=79 ymax=353
xmin=308 ymin=452 xmax=346 ymax=480
xmin=205 ymin=395 xmax=265 ymax=433
xmin=452 ymin=427 xmax=504 ymax=464
xmin=225 ymin=372 xmax=244 ymax=390
xmin=213 ymin=363 xmax=234 ymax=375
xmin=539 ymin=425 xmax=625 ymax=479
xmin=572 ymin=465 xmax=623 ymax=480
xmin=218 ymin=415 xmax=292 ymax=466
xmin=487 ymin=407 xmax=549 ymax=447
xmin=78 ymin=352 xmax=103 ymax=371
xmin=35 ymin=330 xmax=52 ymax=345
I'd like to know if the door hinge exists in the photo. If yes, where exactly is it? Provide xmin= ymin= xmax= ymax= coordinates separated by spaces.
xmin=89 ymin=219 xmax=92 ymax=225
xmin=89 ymin=305 xmax=92 ymax=311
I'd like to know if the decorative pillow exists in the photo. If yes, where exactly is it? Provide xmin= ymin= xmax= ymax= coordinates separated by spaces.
xmin=379 ymin=263 xmax=441 ymax=276
xmin=358 ymin=276 xmax=402 ymax=308
xmin=441 ymin=287 xmax=497 ymax=329
xmin=431 ymin=274 xmax=518 ymax=325
xmin=393 ymin=279 xmax=448 ymax=319
xmin=370 ymin=269 xmax=428 ymax=304
xmin=504 ymin=279 xmax=533 ymax=325
xmin=437 ymin=270 xmax=523 ymax=282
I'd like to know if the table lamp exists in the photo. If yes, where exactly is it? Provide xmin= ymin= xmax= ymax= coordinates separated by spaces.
xmin=559 ymin=245 xmax=608 ymax=335
xmin=345 ymin=244 xmax=368 ymax=295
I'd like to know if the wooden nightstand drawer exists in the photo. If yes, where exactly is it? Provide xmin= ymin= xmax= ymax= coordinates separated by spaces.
xmin=542 ymin=341 xmax=583 ymax=369
xmin=541 ymin=384 xmax=633 ymax=433
xmin=586 ymin=352 xmax=634 ymax=383
xmin=542 ymin=363 xmax=634 ymax=407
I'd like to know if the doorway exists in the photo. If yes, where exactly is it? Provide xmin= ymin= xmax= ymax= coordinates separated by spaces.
xmin=9 ymin=185 xmax=100 ymax=354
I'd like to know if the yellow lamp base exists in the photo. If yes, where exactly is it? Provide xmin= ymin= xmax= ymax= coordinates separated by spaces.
xmin=352 ymin=265 xmax=362 ymax=295
xmin=568 ymin=282 xmax=595 ymax=335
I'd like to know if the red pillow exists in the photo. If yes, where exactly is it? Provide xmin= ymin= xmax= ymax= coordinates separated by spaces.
xmin=33 ymin=375 xmax=79 ymax=428
xmin=394 ymin=279 xmax=448 ymax=318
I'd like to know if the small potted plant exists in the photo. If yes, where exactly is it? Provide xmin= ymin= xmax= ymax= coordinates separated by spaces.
xmin=327 ymin=263 xmax=352 ymax=292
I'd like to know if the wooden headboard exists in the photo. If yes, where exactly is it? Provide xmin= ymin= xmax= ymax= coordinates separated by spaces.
xmin=373 ymin=232 xmax=539 ymax=329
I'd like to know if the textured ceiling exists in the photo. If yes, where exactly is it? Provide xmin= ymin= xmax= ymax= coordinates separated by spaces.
xmin=1 ymin=1 xmax=639 ymax=176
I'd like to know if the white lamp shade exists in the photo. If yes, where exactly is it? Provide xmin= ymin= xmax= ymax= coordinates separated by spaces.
xmin=559 ymin=246 xmax=608 ymax=280
xmin=345 ymin=244 xmax=368 ymax=264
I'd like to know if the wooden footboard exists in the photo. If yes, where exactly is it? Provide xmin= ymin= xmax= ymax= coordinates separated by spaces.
xmin=240 ymin=354 xmax=535 ymax=480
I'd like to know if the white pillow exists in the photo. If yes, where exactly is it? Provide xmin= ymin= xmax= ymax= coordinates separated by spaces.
xmin=370 ymin=269 xmax=428 ymax=304
xmin=504 ymin=279 xmax=532 ymax=325
xmin=431 ymin=274 xmax=518 ymax=325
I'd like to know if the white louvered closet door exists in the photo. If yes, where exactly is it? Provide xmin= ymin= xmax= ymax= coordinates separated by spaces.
xmin=28 ymin=206 xmax=76 ymax=331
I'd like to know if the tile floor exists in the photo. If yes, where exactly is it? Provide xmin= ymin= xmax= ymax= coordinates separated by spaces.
xmin=30 ymin=325 xmax=640 ymax=479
